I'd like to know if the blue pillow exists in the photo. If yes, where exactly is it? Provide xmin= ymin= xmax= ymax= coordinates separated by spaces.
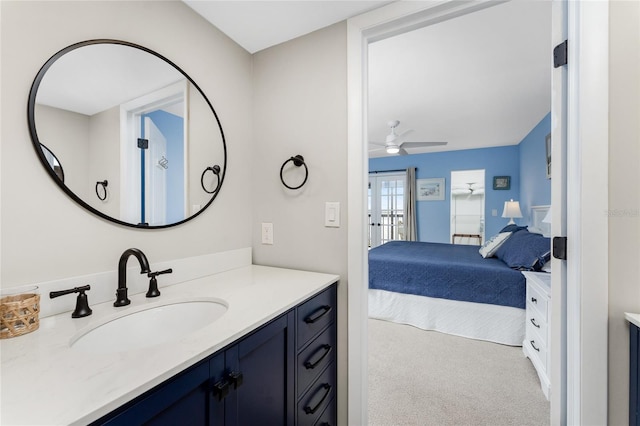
xmin=499 ymin=224 xmax=528 ymax=234
xmin=495 ymin=229 xmax=551 ymax=271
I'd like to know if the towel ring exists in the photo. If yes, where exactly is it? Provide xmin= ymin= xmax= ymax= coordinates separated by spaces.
xmin=201 ymin=165 xmax=221 ymax=194
xmin=280 ymin=155 xmax=308 ymax=190
xmin=95 ymin=180 xmax=108 ymax=201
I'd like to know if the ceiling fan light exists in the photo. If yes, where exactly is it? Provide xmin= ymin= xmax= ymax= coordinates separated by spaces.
xmin=386 ymin=146 xmax=400 ymax=154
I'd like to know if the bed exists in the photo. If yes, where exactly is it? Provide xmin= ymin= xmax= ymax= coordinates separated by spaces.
xmin=368 ymin=207 xmax=551 ymax=346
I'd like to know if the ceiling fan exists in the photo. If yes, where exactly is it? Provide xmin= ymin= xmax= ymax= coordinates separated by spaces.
xmin=369 ymin=120 xmax=448 ymax=155
xmin=452 ymin=182 xmax=485 ymax=198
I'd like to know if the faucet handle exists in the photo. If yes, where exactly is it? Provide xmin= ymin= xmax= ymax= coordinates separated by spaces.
xmin=50 ymin=285 xmax=92 ymax=318
xmin=146 ymin=268 xmax=173 ymax=298
xmin=148 ymin=268 xmax=173 ymax=278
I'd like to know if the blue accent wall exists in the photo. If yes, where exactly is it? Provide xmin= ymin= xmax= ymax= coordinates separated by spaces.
xmin=369 ymin=113 xmax=551 ymax=243
xmin=519 ymin=112 xmax=552 ymax=224
xmin=370 ymin=146 xmax=520 ymax=243
xmin=146 ymin=110 xmax=185 ymax=223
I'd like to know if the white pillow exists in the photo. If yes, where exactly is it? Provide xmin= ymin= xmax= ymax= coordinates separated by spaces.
xmin=478 ymin=232 xmax=512 ymax=258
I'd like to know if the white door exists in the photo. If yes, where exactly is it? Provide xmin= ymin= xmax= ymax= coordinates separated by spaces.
xmin=550 ymin=0 xmax=568 ymax=423
xmin=368 ymin=173 xmax=405 ymax=248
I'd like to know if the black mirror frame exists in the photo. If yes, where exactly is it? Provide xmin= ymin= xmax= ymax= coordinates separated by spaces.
xmin=27 ymin=39 xmax=227 ymax=229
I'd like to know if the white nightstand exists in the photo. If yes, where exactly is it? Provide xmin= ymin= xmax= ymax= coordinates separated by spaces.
xmin=522 ymin=271 xmax=551 ymax=400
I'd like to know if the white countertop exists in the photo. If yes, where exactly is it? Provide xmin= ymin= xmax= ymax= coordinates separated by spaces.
xmin=1 ymin=265 xmax=339 ymax=425
xmin=626 ymin=312 xmax=640 ymax=329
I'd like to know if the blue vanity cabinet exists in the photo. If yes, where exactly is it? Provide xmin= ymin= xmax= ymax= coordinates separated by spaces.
xmin=92 ymin=283 xmax=337 ymax=426
xmin=219 ymin=312 xmax=295 ymax=425
xmin=95 ymin=357 xmax=214 ymax=425
xmin=296 ymin=285 xmax=337 ymax=426
xmin=630 ymin=322 xmax=640 ymax=426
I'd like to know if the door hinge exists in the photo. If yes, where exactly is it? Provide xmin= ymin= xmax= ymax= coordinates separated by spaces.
xmin=137 ymin=138 xmax=149 ymax=149
xmin=553 ymin=236 xmax=567 ymax=260
xmin=553 ymin=40 xmax=568 ymax=68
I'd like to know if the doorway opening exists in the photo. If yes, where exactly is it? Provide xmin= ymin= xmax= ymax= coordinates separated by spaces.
xmin=120 ymin=81 xmax=187 ymax=226
xmin=450 ymin=169 xmax=485 ymax=245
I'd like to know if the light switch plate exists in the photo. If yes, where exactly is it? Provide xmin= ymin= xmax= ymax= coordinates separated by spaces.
xmin=325 ymin=202 xmax=340 ymax=227
xmin=261 ymin=222 xmax=273 ymax=244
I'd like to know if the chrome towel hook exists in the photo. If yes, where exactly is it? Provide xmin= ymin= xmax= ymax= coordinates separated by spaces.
xmin=280 ymin=155 xmax=308 ymax=190
xmin=201 ymin=165 xmax=221 ymax=194
xmin=95 ymin=180 xmax=108 ymax=201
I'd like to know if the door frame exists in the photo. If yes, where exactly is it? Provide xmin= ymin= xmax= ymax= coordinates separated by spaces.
xmin=346 ymin=1 xmax=609 ymax=425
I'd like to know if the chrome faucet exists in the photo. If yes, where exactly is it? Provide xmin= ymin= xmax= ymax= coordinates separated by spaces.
xmin=115 ymin=248 xmax=150 ymax=307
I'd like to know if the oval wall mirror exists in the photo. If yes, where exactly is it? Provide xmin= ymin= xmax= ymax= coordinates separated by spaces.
xmin=27 ymin=39 xmax=227 ymax=228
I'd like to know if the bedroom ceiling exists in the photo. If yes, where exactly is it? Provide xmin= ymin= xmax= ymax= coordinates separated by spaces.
xmin=368 ymin=1 xmax=552 ymax=157
xmin=187 ymin=1 xmax=551 ymax=158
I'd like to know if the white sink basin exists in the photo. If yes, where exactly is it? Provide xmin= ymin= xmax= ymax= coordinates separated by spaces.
xmin=70 ymin=298 xmax=228 ymax=353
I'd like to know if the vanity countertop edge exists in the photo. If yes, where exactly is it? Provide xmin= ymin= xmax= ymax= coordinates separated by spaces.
xmin=0 ymin=265 xmax=339 ymax=426
xmin=626 ymin=312 xmax=640 ymax=329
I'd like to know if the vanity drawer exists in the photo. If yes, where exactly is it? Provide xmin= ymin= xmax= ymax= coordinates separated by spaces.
xmin=297 ymin=285 xmax=336 ymax=349
xmin=527 ymin=282 xmax=548 ymax=318
xmin=298 ymin=323 xmax=336 ymax=396
xmin=314 ymin=395 xmax=336 ymax=426
xmin=297 ymin=362 xmax=337 ymax=426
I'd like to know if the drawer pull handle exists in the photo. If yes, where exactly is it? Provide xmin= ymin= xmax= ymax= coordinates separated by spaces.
xmin=304 ymin=305 xmax=332 ymax=324
xmin=530 ymin=340 xmax=540 ymax=352
xmin=531 ymin=297 xmax=537 ymax=304
xmin=530 ymin=318 xmax=541 ymax=328
xmin=304 ymin=344 xmax=332 ymax=370
xmin=304 ymin=383 xmax=332 ymax=415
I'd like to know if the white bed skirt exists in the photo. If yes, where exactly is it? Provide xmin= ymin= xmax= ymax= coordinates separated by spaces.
xmin=368 ymin=289 xmax=525 ymax=346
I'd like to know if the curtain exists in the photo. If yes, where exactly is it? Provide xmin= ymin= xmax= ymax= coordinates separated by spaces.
xmin=404 ymin=167 xmax=417 ymax=241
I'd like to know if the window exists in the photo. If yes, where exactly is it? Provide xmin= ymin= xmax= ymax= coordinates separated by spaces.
xmin=368 ymin=173 xmax=405 ymax=248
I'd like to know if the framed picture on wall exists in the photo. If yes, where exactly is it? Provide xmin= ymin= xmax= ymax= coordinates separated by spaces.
xmin=417 ymin=178 xmax=445 ymax=201
xmin=546 ymin=133 xmax=552 ymax=179
xmin=493 ymin=176 xmax=511 ymax=190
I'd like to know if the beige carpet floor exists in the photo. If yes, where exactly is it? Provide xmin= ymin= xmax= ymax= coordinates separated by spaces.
xmin=368 ymin=318 xmax=551 ymax=426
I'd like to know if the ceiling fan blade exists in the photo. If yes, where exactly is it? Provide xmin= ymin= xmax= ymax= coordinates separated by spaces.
xmin=369 ymin=141 xmax=387 ymax=147
xmin=398 ymin=148 xmax=409 ymax=156
xmin=368 ymin=146 xmax=386 ymax=152
xmin=397 ymin=129 xmax=414 ymax=138
xmin=399 ymin=141 xmax=448 ymax=148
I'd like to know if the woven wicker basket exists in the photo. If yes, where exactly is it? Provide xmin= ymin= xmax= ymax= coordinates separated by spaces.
xmin=0 ymin=293 xmax=40 ymax=339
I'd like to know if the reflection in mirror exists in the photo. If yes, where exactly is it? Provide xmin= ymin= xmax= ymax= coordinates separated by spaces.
xmin=28 ymin=40 xmax=226 ymax=228
xmin=450 ymin=169 xmax=485 ymax=245
xmin=40 ymin=144 xmax=64 ymax=182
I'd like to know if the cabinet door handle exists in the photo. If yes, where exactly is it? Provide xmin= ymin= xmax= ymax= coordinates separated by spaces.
xmin=212 ymin=379 xmax=230 ymax=401
xmin=304 ymin=305 xmax=332 ymax=324
xmin=304 ymin=383 xmax=332 ymax=415
xmin=531 ymin=297 xmax=537 ymax=304
xmin=227 ymin=371 xmax=244 ymax=389
xmin=530 ymin=318 xmax=541 ymax=328
xmin=304 ymin=344 xmax=332 ymax=370
xmin=530 ymin=340 xmax=540 ymax=352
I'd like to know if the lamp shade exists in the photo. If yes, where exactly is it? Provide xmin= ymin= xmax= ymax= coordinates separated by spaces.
xmin=502 ymin=199 xmax=523 ymax=225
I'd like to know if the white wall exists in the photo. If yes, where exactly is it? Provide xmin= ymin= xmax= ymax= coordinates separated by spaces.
xmin=251 ymin=22 xmax=349 ymax=425
xmin=87 ymin=106 xmax=119 ymax=216
xmin=34 ymin=104 xmax=91 ymax=200
xmin=0 ymin=1 xmax=253 ymax=285
xmin=608 ymin=1 xmax=640 ymax=424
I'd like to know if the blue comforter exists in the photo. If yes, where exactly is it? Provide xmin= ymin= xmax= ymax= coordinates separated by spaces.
xmin=369 ymin=241 xmax=526 ymax=309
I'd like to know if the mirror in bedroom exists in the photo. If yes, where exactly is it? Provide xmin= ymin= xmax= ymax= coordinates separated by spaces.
xmin=450 ymin=169 xmax=485 ymax=245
